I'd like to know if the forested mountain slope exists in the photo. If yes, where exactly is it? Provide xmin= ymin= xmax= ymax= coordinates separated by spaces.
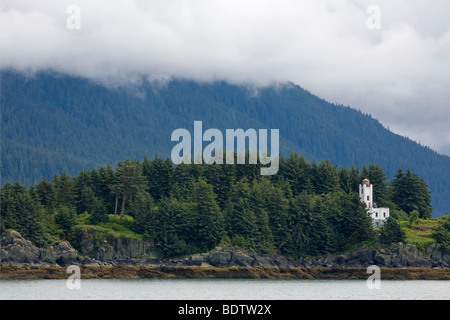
xmin=1 ymin=70 xmax=449 ymax=216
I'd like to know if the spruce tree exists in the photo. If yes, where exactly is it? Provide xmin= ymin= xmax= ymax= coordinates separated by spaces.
xmin=391 ymin=169 xmax=432 ymax=218
xmin=1 ymin=183 xmax=49 ymax=245
xmin=142 ymin=156 xmax=173 ymax=201
xmin=379 ymin=218 xmax=406 ymax=245
xmin=155 ymin=197 xmax=189 ymax=257
xmin=54 ymin=206 xmax=77 ymax=242
xmin=265 ymin=183 xmax=290 ymax=254
xmin=111 ymin=159 xmax=147 ymax=221
xmin=367 ymin=164 xmax=389 ymax=207
xmin=279 ymin=153 xmax=309 ymax=196
xmin=190 ymin=178 xmax=223 ymax=251
xmin=224 ymin=179 xmax=256 ymax=247
xmin=249 ymin=179 xmax=275 ymax=253
xmin=311 ymin=160 xmax=340 ymax=194
xmin=35 ymin=179 xmax=55 ymax=208
xmin=131 ymin=191 xmax=156 ymax=236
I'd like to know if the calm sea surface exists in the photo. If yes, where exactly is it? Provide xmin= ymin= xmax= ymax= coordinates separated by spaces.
xmin=0 ymin=279 xmax=449 ymax=300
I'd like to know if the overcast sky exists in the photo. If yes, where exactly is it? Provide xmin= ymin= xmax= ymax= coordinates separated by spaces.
xmin=1 ymin=0 xmax=450 ymax=156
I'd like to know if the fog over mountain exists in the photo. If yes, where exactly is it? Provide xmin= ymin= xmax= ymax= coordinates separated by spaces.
xmin=1 ymin=0 xmax=450 ymax=156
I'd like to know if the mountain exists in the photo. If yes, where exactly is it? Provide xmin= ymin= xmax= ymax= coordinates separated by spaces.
xmin=1 ymin=70 xmax=449 ymax=216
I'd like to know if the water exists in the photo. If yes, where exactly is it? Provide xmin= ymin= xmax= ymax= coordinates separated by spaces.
xmin=1 ymin=279 xmax=448 ymax=300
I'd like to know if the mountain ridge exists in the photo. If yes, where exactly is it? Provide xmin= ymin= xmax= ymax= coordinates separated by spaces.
xmin=1 ymin=70 xmax=449 ymax=216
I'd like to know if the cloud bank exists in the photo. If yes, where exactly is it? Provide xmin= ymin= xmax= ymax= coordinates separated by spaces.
xmin=1 ymin=0 xmax=450 ymax=155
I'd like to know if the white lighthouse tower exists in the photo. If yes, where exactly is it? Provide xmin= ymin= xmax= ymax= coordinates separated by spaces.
xmin=359 ymin=178 xmax=389 ymax=227
xmin=359 ymin=178 xmax=373 ymax=209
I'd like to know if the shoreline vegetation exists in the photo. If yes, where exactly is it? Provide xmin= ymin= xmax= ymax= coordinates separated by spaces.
xmin=1 ymin=265 xmax=449 ymax=281
xmin=2 ymin=154 xmax=439 ymax=261
xmin=2 ymin=155 xmax=449 ymax=282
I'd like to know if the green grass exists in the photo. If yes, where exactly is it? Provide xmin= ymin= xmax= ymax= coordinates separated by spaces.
xmin=75 ymin=213 xmax=142 ymax=241
xmin=399 ymin=218 xmax=439 ymax=250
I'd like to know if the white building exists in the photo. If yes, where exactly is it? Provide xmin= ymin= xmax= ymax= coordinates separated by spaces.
xmin=359 ymin=178 xmax=389 ymax=227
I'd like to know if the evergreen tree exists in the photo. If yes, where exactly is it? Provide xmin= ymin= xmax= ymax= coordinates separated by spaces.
xmin=288 ymin=192 xmax=317 ymax=257
xmin=339 ymin=167 xmax=352 ymax=194
xmin=54 ymin=173 xmax=77 ymax=209
xmin=203 ymin=163 xmax=235 ymax=210
xmin=154 ymin=197 xmax=189 ymax=257
xmin=171 ymin=161 xmax=204 ymax=199
xmin=379 ymin=218 xmax=406 ymax=245
xmin=432 ymin=215 xmax=450 ymax=251
xmin=329 ymin=192 xmax=374 ymax=251
xmin=367 ymin=164 xmax=389 ymax=207
xmin=234 ymin=151 xmax=260 ymax=182
xmin=391 ymin=169 xmax=432 ymax=219
xmin=190 ymin=179 xmax=223 ymax=251
xmin=360 ymin=165 xmax=370 ymax=183
xmin=1 ymin=183 xmax=49 ymax=245
xmin=265 ymin=183 xmax=290 ymax=253
xmin=111 ymin=159 xmax=147 ymax=221
xmin=79 ymin=186 xmax=96 ymax=214
xmin=279 ymin=153 xmax=310 ymax=196
xmin=310 ymin=160 xmax=340 ymax=194
xmin=54 ymin=206 xmax=77 ymax=242
xmin=142 ymin=156 xmax=173 ymax=201
xmin=35 ymin=179 xmax=55 ymax=208
xmin=249 ymin=179 xmax=275 ymax=253
xmin=309 ymin=201 xmax=333 ymax=256
xmin=74 ymin=170 xmax=92 ymax=213
xmin=349 ymin=165 xmax=361 ymax=193
xmin=224 ymin=179 xmax=257 ymax=248
xmin=97 ymin=164 xmax=116 ymax=213
xmin=88 ymin=196 xmax=109 ymax=225
xmin=131 ymin=191 xmax=157 ymax=237
xmin=109 ymin=181 xmax=122 ymax=220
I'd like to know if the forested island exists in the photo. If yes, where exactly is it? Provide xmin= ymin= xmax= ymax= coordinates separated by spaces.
xmin=2 ymin=153 xmax=449 ymax=270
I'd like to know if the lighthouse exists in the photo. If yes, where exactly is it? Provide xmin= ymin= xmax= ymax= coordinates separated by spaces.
xmin=359 ymin=179 xmax=389 ymax=227
xmin=359 ymin=178 xmax=373 ymax=208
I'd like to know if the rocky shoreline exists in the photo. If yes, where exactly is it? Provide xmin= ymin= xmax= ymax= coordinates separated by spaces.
xmin=1 ymin=230 xmax=449 ymax=280
xmin=1 ymin=265 xmax=449 ymax=280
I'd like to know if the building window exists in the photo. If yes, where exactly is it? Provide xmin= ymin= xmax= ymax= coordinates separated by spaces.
xmin=383 ymin=212 xmax=386 ymax=217
xmin=375 ymin=212 xmax=378 ymax=218
xmin=367 ymin=196 xmax=370 ymax=201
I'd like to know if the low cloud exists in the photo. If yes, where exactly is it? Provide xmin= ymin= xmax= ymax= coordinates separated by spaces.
xmin=1 ymin=0 xmax=449 ymax=155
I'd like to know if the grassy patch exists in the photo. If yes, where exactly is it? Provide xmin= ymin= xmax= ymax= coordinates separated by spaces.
xmin=399 ymin=218 xmax=438 ymax=250
xmin=75 ymin=213 xmax=141 ymax=240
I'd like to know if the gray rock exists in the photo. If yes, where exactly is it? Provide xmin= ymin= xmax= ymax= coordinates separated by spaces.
xmin=79 ymin=238 xmax=95 ymax=255
xmin=426 ymin=243 xmax=450 ymax=267
xmin=253 ymin=255 xmax=276 ymax=267
xmin=231 ymin=250 xmax=254 ymax=267
xmin=53 ymin=241 xmax=80 ymax=266
xmin=208 ymin=247 xmax=232 ymax=266
xmin=189 ymin=253 xmax=207 ymax=266
xmin=0 ymin=230 xmax=40 ymax=264
xmin=76 ymin=229 xmax=158 ymax=262
xmin=96 ymin=242 xmax=114 ymax=262
xmin=388 ymin=243 xmax=432 ymax=268
xmin=3 ymin=229 xmax=448 ymax=268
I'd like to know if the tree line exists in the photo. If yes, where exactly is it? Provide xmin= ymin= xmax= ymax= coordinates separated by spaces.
xmin=1 ymin=153 xmax=434 ymax=258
